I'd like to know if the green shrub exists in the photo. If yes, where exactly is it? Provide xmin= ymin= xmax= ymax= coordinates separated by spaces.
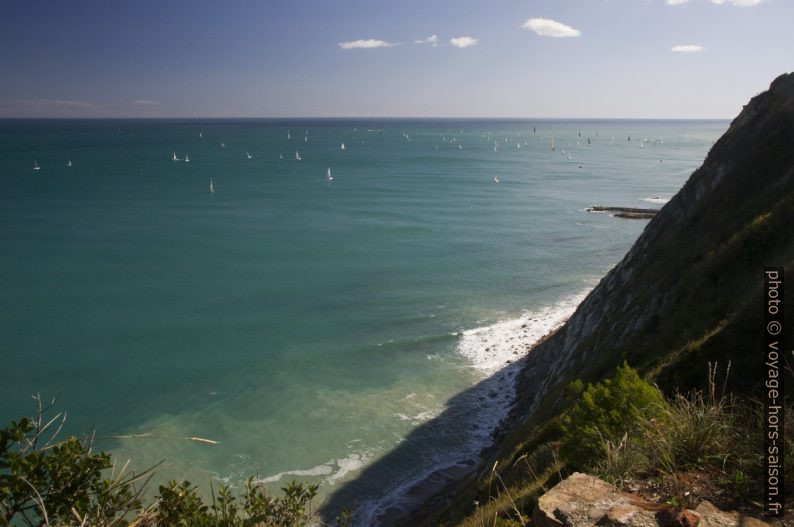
xmin=142 ymin=478 xmax=318 ymax=527
xmin=0 ymin=398 xmax=319 ymax=527
xmin=560 ymin=363 xmax=665 ymax=470
xmin=593 ymin=364 xmax=779 ymax=505
xmin=0 ymin=396 xmax=149 ymax=526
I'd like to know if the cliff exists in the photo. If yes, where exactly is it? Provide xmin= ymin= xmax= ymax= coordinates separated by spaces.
xmin=515 ymin=72 xmax=794 ymax=422
xmin=422 ymin=72 xmax=794 ymax=526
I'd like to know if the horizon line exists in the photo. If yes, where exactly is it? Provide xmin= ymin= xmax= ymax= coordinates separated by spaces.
xmin=0 ymin=116 xmax=733 ymax=121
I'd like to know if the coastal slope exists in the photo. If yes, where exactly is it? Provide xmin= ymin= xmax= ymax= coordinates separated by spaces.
xmin=515 ymin=72 xmax=794 ymax=420
xmin=424 ymin=72 xmax=794 ymax=526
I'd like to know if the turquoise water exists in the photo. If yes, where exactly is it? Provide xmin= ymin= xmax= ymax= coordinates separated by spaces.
xmin=0 ymin=119 xmax=725 ymax=518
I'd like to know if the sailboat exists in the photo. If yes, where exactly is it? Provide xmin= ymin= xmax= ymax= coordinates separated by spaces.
xmin=220 ymin=141 xmax=226 ymax=148
xmin=172 ymin=152 xmax=179 ymax=161
xmin=287 ymin=130 xmax=291 ymax=140
xmin=33 ymin=161 xmax=40 ymax=171
xmin=326 ymin=168 xmax=333 ymax=181
xmin=209 ymin=179 xmax=214 ymax=193
xmin=199 ymin=132 xmax=203 ymax=138
xmin=185 ymin=154 xmax=190 ymax=163
xmin=67 ymin=160 xmax=72 ymax=167
xmin=493 ymin=176 xmax=500 ymax=183
xmin=246 ymin=152 xmax=252 ymax=159
xmin=340 ymin=143 xmax=346 ymax=150
xmin=295 ymin=151 xmax=302 ymax=161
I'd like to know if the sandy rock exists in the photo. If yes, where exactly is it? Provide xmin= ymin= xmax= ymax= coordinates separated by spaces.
xmin=533 ymin=474 xmax=770 ymax=527
xmin=533 ymin=473 xmax=657 ymax=527
xmin=694 ymin=500 xmax=769 ymax=527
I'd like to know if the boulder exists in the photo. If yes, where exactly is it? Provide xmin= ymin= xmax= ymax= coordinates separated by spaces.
xmin=694 ymin=500 xmax=769 ymax=527
xmin=533 ymin=473 xmax=770 ymax=527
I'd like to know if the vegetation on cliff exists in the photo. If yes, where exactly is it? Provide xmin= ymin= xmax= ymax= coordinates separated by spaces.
xmin=421 ymin=72 xmax=794 ymax=526
xmin=0 ymin=397 xmax=322 ymax=527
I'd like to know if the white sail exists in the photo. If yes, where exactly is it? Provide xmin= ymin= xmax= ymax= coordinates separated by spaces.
xmin=295 ymin=151 xmax=301 ymax=161
xmin=287 ymin=130 xmax=291 ymax=140
xmin=185 ymin=155 xmax=190 ymax=162
xmin=66 ymin=160 xmax=72 ymax=167
xmin=326 ymin=168 xmax=333 ymax=181
xmin=340 ymin=143 xmax=345 ymax=150
xmin=246 ymin=152 xmax=252 ymax=159
xmin=172 ymin=151 xmax=178 ymax=161
xmin=209 ymin=179 xmax=214 ymax=193
xmin=33 ymin=161 xmax=40 ymax=171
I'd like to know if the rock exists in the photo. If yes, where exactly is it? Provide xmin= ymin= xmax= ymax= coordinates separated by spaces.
xmin=657 ymin=509 xmax=701 ymax=527
xmin=586 ymin=206 xmax=660 ymax=219
xmin=597 ymin=504 xmax=640 ymax=526
xmin=533 ymin=473 xmax=657 ymax=527
xmin=533 ymin=474 xmax=771 ymax=527
xmin=694 ymin=500 xmax=769 ymax=527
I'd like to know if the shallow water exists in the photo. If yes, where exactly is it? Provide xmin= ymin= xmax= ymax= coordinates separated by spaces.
xmin=0 ymin=118 xmax=726 ymax=516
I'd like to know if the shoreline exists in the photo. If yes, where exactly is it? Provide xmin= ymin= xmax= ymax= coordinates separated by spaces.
xmin=353 ymin=293 xmax=588 ymax=526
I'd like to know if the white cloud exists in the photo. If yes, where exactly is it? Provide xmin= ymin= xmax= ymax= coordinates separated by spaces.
xmin=414 ymin=34 xmax=439 ymax=46
xmin=132 ymin=99 xmax=160 ymax=105
xmin=710 ymin=0 xmax=764 ymax=5
xmin=667 ymin=0 xmax=764 ymax=5
xmin=449 ymin=36 xmax=479 ymax=48
xmin=522 ymin=18 xmax=581 ymax=38
xmin=671 ymin=44 xmax=705 ymax=52
xmin=338 ymin=39 xmax=395 ymax=50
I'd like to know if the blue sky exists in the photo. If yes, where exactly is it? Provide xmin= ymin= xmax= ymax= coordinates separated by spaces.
xmin=1 ymin=0 xmax=791 ymax=118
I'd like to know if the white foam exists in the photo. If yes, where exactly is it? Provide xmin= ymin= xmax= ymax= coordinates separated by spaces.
xmin=394 ymin=409 xmax=440 ymax=424
xmin=457 ymin=293 xmax=586 ymax=376
xmin=326 ymin=452 xmax=373 ymax=484
xmin=257 ymin=463 xmax=334 ymax=484
xmin=354 ymin=291 xmax=590 ymax=525
xmin=256 ymin=450 xmax=374 ymax=487
xmin=640 ymin=196 xmax=671 ymax=204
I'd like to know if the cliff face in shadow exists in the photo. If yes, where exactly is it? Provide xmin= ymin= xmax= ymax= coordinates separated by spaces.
xmin=514 ymin=72 xmax=794 ymax=422
xmin=327 ymin=73 xmax=794 ymax=526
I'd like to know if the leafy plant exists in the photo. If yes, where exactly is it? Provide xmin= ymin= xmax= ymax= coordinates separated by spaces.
xmin=560 ymin=363 xmax=665 ymax=470
xmin=0 ymin=395 xmax=154 ymax=526
xmin=1 ymin=397 xmax=321 ymax=527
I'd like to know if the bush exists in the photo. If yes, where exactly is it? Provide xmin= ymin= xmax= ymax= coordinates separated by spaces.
xmin=0 ymin=397 xmax=319 ymax=527
xmin=594 ymin=364 xmax=785 ymax=506
xmin=0 ymin=396 xmax=149 ymax=526
xmin=560 ymin=363 xmax=665 ymax=470
xmin=136 ymin=478 xmax=318 ymax=527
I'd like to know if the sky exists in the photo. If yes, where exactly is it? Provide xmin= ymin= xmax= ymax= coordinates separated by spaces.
xmin=0 ymin=0 xmax=792 ymax=119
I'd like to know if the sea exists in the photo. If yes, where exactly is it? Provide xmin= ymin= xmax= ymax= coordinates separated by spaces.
xmin=0 ymin=118 xmax=727 ymax=523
